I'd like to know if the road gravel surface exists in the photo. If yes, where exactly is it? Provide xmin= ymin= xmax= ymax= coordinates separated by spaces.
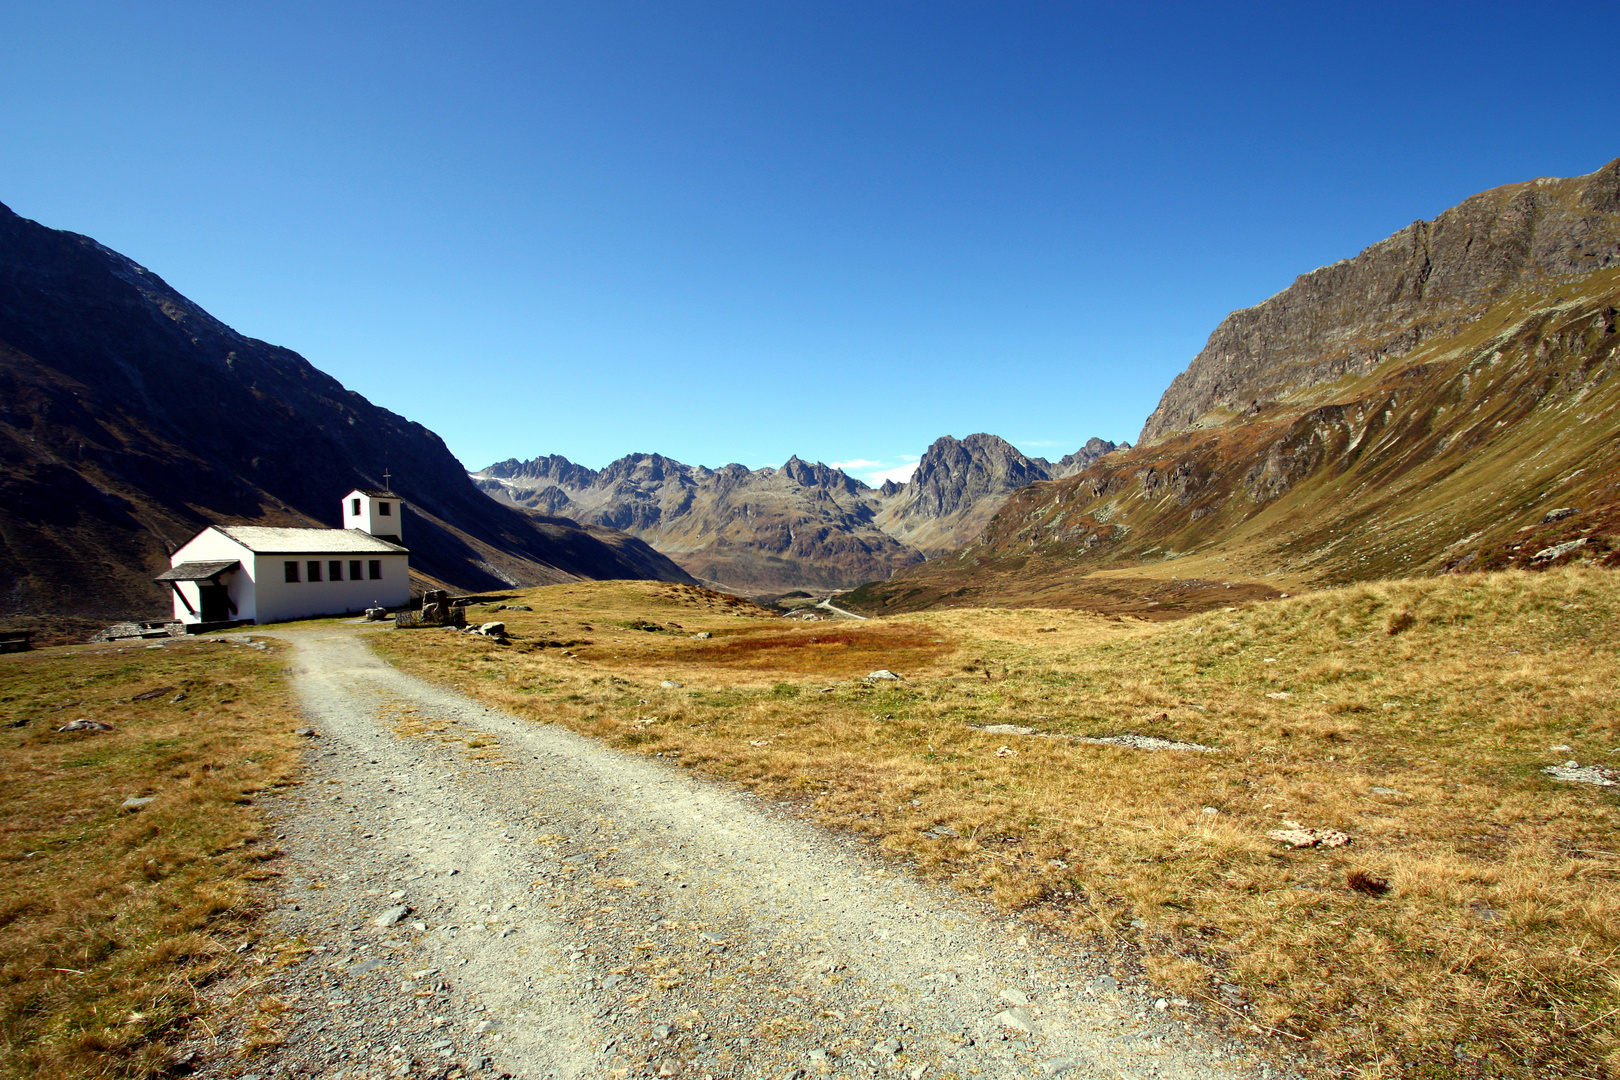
xmin=195 ymin=627 xmax=1277 ymax=1080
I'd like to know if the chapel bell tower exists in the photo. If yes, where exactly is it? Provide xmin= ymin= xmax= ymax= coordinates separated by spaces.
xmin=342 ymin=479 xmax=405 ymax=546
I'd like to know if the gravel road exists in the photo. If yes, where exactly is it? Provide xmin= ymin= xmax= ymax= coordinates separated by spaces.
xmin=200 ymin=627 xmax=1276 ymax=1080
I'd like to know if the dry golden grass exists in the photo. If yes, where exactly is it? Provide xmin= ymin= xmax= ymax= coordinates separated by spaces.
xmin=0 ymin=638 xmax=300 ymax=1078
xmin=376 ymin=571 xmax=1620 ymax=1078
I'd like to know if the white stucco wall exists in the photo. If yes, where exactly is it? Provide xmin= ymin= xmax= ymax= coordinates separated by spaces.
xmin=168 ymin=526 xmax=410 ymax=625
xmin=168 ymin=529 xmax=255 ymax=624
xmin=251 ymin=552 xmax=409 ymax=624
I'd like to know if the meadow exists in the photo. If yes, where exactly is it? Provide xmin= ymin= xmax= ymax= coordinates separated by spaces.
xmin=0 ymin=636 xmax=299 ymax=1078
xmin=375 ymin=570 xmax=1620 ymax=1079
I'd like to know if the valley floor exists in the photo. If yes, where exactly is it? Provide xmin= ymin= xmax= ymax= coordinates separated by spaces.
xmin=356 ymin=573 xmax=1620 ymax=1079
xmin=7 ymin=570 xmax=1615 ymax=1080
xmin=195 ymin=628 xmax=1256 ymax=1080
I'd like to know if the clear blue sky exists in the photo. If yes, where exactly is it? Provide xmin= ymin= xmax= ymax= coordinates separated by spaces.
xmin=2 ymin=2 xmax=1615 ymax=484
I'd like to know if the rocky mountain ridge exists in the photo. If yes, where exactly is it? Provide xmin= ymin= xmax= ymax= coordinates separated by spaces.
xmin=475 ymin=433 xmax=1121 ymax=594
xmin=0 ymin=201 xmax=695 ymax=621
xmin=1140 ymin=157 xmax=1620 ymax=443
xmin=847 ymin=156 xmax=1620 ymax=615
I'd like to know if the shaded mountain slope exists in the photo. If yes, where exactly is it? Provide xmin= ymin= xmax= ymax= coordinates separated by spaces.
xmin=476 ymin=435 xmax=1121 ymax=594
xmin=0 ymin=202 xmax=693 ymax=619
xmin=846 ymin=159 xmax=1620 ymax=615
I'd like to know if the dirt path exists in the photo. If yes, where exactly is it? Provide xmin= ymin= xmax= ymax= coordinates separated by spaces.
xmin=814 ymin=597 xmax=868 ymax=621
xmin=203 ymin=627 xmax=1271 ymax=1080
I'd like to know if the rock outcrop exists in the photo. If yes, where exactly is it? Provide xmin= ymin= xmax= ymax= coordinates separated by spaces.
xmin=1141 ymin=157 xmax=1620 ymax=443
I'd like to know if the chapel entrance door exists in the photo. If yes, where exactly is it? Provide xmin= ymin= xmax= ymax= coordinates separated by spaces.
xmin=198 ymin=584 xmax=231 ymax=622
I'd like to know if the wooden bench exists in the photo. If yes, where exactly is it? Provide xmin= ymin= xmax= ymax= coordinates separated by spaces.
xmin=0 ymin=631 xmax=32 ymax=654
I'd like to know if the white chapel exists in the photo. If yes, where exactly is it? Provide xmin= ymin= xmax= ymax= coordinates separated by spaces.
xmin=157 ymin=489 xmax=411 ymax=628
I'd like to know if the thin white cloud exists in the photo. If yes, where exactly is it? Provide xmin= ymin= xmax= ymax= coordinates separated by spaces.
xmin=829 ymin=456 xmax=921 ymax=486
xmin=866 ymin=461 xmax=920 ymax=485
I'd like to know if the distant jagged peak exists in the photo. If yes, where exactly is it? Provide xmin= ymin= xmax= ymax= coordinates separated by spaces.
xmin=598 ymin=451 xmax=693 ymax=486
xmin=898 ymin=433 xmax=1055 ymax=520
xmin=478 ymin=453 xmax=599 ymax=488
xmin=918 ymin=432 xmax=1050 ymax=480
xmin=779 ymin=455 xmax=870 ymax=494
xmin=480 ymin=448 xmax=874 ymax=497
xmin=1054 ymin=436 xmax=1124 ymax=477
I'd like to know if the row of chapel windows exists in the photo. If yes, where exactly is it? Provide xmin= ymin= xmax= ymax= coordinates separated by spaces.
xmin=284 ymin=559 xmax=383 ymax=583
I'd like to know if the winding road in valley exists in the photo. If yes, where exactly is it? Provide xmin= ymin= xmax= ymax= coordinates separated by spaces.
xmin=202 ymin=627 xmax=1270 ymax=1080
xmin=815 ymin=597 xmax=869 ymax=621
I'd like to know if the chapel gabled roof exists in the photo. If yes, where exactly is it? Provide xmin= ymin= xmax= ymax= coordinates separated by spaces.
xmin=352 ymin=489 xmax=401 ymax=498
xmin=217 ymin=526 xmax=409 ymax=554
xmin=154 ymin=560 xmax=241 ymax=582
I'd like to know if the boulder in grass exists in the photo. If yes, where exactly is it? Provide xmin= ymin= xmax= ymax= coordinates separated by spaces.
xmin=865 ymin=669 xmax=902 ymax=681
xmin=57 ymin=718 xmax=114 ymax=732
xmin=1542 ymin=761 xmax=1617 ymax=786
xmin=1268 ymin=826 xmax=1352 ymax=849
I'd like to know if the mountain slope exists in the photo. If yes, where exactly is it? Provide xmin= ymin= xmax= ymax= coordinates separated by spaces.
xmin=845 ymin=158 xmax=1620 ymax=615
xmin=478 ymin=453 xmax=923 ymax=594
xmin=476 ymin=435 xmax=1121 ymax=594
xmin=1142 ymin=158 xmax=1620 ymax=443
xmin=0 ymin=202 xmax=694 ymax=619
xmin=876 ymin=434 xmax=1119 ymax=555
